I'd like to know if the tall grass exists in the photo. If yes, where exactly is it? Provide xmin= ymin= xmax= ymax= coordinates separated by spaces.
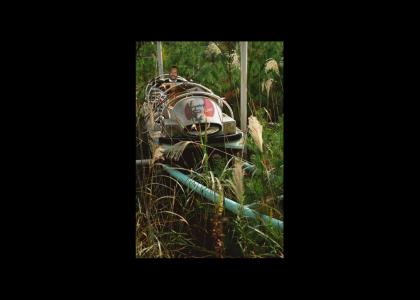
xmin=136 ymin=109 xmax=284 ymax=258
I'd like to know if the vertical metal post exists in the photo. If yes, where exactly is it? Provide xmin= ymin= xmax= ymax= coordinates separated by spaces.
xmin=157 ymin=41 xmax=164 ymax=76
xmin=240 ymin=41 xmax=248 ymax=134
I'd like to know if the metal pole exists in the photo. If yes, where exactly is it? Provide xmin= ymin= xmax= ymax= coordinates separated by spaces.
xmin=157 ymin=41 xmax=164 ymax=76
xmin=136 ymin=159 xmax=152 ymax=166
xmin=240 ymin=41 xmax=248 ymax=134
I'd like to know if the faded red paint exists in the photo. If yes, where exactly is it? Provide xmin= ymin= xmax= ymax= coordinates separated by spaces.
xmin=203 ymin=98 xmax=215 ymax=117
xmin=184 ymin=98 xmax=215 ymax=120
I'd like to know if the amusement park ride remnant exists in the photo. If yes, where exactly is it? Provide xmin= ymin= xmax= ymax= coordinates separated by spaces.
xmin=137 ymin=42 xmax=283 ymax=231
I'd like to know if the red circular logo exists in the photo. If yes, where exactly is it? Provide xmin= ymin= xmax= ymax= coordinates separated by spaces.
xmin=203 ymin=98 xmax=214 ymax=117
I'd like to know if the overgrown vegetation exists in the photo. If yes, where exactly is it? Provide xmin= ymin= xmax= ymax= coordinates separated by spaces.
xmin=136 ymin=41 xmax=284 ymax=258
xmin=136 ymin=41 xmax=284 ymax=122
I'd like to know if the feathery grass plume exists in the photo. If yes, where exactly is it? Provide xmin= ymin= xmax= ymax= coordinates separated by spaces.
xmin=230 ymin=51 xmax=240 ymax=70
xmin=248 ymin=116 xmax=263 ymax=153
xmin=151 ymin=146 xmax=165 ymax=165
xmin=206 ymin=42 xmax=221 ymax=57
xmin=265 ymin=58 xmax=280 ymax=76
xmin=263 ymin=78 xmax=274 ymax=99
xmin=166 ymin=141 xmax=194 ymax=161
xmin=232 ymin=158 xmax=244 ymax=204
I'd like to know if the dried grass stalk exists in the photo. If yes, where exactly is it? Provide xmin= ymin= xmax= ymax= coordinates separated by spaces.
xmin=248 ymin=116 xmax=263 ymax=152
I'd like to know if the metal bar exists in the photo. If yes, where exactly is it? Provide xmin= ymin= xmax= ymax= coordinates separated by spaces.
xmin=136 ymin=159 xmax=152 ymax=166
xmin=240 ymin=42 xmax=248 ymax=134
xmin=157 ymin=42 xmax=164 ymax=76
xmin=163 ymin=82 xmax=213 ymax=95
xmin=161 ymin=91 xmax=224 ymax=111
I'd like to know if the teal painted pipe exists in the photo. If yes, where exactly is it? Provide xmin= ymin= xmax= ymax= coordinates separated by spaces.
xmin=161 ymin=164 xmax=283 ymax=231
xmin=242 ymin=161 xmax=256 ymax=173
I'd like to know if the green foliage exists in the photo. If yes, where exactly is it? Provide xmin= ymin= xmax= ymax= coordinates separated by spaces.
xmin=245 ymin=111 xmax=284 ymax=218
xmin=136 ymin=41 xmax=284 ymax=121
